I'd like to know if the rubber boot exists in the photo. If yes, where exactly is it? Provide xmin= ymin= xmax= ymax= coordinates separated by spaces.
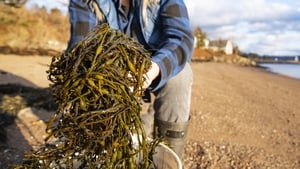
xmin=154 ymin=118 xmax=189 ymax=159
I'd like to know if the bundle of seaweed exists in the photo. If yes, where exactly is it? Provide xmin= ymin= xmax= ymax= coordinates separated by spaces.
xmin=17 ymin=23 xmax=160 ymax=169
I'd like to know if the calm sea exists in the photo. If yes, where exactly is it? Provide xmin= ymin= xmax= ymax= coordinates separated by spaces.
xmin=259 ymin=63 xmax=300 ymax=80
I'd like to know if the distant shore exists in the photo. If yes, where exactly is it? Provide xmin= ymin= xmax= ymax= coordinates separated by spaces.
xmin=256 ymin=60 xmax=300 ymax=64
xmin=254 ymin=58 xmax=300 ymax=64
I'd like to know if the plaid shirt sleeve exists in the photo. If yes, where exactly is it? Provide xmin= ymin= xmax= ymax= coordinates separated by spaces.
xmin=149 ymin=0 xmax=194 ymax=90
xmin=67 ymin=0 xmax=98 ymax=51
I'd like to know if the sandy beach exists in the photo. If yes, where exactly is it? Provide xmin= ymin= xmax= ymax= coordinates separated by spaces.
xmin=0 ymin=54 xmax=299 ymax=168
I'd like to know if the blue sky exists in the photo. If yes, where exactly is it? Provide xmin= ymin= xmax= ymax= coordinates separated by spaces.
xmin=26 ymin=0 xmax=300 ymax=56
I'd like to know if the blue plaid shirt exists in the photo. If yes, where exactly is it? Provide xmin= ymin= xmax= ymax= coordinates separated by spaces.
xmin=68 ymin=0 xmax=194 ymax=91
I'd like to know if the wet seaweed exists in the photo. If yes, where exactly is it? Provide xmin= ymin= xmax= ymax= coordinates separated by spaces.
xmin=16 ymin=24 xmax=160 ymax=169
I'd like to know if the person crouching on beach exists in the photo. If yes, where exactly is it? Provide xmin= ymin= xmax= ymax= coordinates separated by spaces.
xmin=67 ymin=0 xmax=194 ymax=159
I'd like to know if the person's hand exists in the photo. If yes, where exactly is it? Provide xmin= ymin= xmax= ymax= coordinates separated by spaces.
xmin=143 ymin=61 xmax=160 ymax=89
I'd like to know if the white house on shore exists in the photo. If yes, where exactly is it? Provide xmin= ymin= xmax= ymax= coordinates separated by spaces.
xmin=196 ymin=38 xmax=234 ymax=55
xmin=224 ymin=40 xmax=233 ymax=55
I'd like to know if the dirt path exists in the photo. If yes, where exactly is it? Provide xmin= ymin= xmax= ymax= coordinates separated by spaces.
xmin=0 ymin=54 xmax=299 ymax=168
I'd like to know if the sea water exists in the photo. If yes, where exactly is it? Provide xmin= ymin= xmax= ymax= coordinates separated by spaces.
xmin=259 ymin=63 xmax=300 ymax=80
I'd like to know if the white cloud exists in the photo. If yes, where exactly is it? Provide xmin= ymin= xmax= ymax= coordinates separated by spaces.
xmin=185 ymin=0 xmax=300 ymax=55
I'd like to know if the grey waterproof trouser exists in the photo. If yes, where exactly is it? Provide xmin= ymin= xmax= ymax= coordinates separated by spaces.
xmin=153 ymin=63 xmax=193 ymax=123
xmin=141 ymin=63 xmax=193 ymax=158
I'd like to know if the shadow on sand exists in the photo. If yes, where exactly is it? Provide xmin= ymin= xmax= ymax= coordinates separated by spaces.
xmin=0 ymin=69 xmax=57 ymax=168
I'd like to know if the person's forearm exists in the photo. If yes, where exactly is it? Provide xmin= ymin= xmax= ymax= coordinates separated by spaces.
xmin=150 ymin=0 xmax=194 ymax=91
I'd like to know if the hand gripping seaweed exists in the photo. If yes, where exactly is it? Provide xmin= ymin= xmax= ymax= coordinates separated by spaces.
xmin=16 ymin=23 xmax=161 ymax=169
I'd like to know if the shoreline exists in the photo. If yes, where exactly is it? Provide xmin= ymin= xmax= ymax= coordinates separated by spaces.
xmin=257 ymin=62 xmax=300 ymax=80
